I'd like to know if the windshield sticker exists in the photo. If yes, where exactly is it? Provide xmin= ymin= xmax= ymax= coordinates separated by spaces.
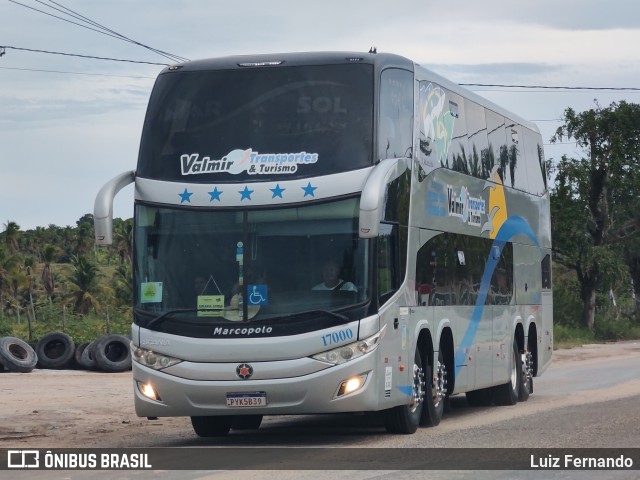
xmin=247 ymin=284 xmax=268 ymax=306
xmin=140 ymin=282 xmax=163 ymax=303
xmin=180 ymin=149 xmax=318 ymax=176
xmin=197 ymin=295 xmax=224 ymax=317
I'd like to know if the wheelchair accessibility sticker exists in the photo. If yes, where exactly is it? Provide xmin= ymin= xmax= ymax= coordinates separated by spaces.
xmin=247 ymin=284 xmax=268 ymax=305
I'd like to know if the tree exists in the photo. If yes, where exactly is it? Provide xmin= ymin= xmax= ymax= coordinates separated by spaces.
xmin=3 ymin=221 xmax=20 ymax=254
xmin=67 ymin=255 xmax=103 ymax=315
xmin=551 ymin=101 xmax=640 ymax=329
xmin=41 ymin=244 xmax=59 ymax=303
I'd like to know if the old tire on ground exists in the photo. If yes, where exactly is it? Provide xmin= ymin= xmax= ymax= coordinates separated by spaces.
xmin=74 ymin=342 xmax=92 ymax=369
xmin=191 ymin=416 xmax=233 ymax=437
xmin=79 ymin=341 xmax=97 ymax=370
xmin=93 ymin=334 xmax=131 ymax=372
xmin=35 ymin=332 xmax=75 ymax=369
xmin=0 ymin=337 xmax=38 ymax=373
xmin=383 ymin=348 xmax=424 ymax=434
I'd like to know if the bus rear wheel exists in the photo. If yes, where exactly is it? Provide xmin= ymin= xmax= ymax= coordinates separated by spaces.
xmin=383 ymin=349 xmax=424 ymax=434
xmin=519 ymin=350 xmax=533 ymax=401
xmin=420 ymin=350 xmax=446 ymax=426
xmin=492 ymin=338 xmax=521 ymax=406
xmin=190 ymin=416 xmax=233 ymax=437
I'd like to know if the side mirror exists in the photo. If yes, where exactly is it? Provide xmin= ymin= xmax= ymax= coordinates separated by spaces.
xmin=359 ymin=158 xmax=408 ymax=238
xmin=94 ymin=171 xmax=135 ymax=245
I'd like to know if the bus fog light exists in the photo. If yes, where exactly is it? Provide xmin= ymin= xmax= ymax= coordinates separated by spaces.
xmin=137 ymin=381 xmax=162 ymax=401
xmin=337 ymin=374 xmax=368 ymax=397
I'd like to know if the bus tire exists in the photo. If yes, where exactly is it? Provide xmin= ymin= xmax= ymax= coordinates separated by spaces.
xmin=492 ymin=338 xmax=521 ymax=406
xmin=232 ymin=415 xmax=263 ymax=430
xmin=191 ymin=416 xmax=233 ymax=437
xmin=36 ymin=332 xmax=75 ymax=369
xmin=383 ymin=348 xmax=424 ymax=434
xmin=0 ymin=337 xmax=38 ymax=373
xmin=93 ymin=334 xmax=132 ymax=372
xmin=420 ymin=350 xmax=446 ymax=427
xmin=519 ymin=350 xmax=532 ymax=402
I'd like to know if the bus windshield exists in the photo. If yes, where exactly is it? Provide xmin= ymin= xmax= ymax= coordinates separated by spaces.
xmin=134 ymin=197 xmax=370 ymax=333
xmin=137 ymin=63 xmax=374 ymax=182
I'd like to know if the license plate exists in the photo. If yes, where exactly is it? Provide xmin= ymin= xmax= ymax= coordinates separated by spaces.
xmin=226 ymin=392 xmax=267 ymax=407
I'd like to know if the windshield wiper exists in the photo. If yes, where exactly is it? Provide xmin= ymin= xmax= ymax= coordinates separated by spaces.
xmin=140 ymin=308 xmax=200 ymax=329
xmin=282 ymin=309 xmax=348 ymax=323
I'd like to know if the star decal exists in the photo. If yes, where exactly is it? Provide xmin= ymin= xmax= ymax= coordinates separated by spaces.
xmin=270 ymin=184 xmax=285 ymax=199
xmin=178 ymin=188 xmax=193 ymax=203
xmin=208 ymin=186 xmax=223 ymax=202
xmin=302 ymin=182 xmax=317 ymax=198
xmin=239 ymin=186 xmax=254 ymax=201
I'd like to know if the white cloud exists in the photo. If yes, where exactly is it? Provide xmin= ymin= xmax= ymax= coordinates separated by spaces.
xmin=1 ymin=0 xmax=640 ymax=230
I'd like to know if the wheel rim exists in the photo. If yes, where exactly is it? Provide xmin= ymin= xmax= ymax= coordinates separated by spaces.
xmin=432 ymin=360 xmax=447 ymax=407
xmin=522 ymin=351 xmax=533 ymax=388
xmin=410 ymin=362 xmax=426 ymax=413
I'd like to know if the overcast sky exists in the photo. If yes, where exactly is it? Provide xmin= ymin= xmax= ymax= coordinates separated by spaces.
xmin=2 ymin=0 xmax=640 ymax=230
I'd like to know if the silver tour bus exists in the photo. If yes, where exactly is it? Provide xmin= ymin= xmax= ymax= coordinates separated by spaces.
xmin=95 ymin=51 xmax=552 ymax=436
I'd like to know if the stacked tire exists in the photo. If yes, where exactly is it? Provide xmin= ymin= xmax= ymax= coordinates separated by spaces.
xmin=0 ymin=337 xmax=38 ymax=373
xmin=36 ymin=332 xmax=75 ymax=369
xmin=83 ymin=334 xmax=132 ymax=372
xmin=0 ymin=332 xmax=131 ymax=373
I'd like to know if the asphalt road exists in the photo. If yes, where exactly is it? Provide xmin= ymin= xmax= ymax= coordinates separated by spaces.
xmin=5 ymin=341 xmax=640 ymax=480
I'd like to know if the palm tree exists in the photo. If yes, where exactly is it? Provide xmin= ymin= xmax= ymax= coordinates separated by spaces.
xmin=113 ymin=263 xmax=133 ymax=306
xmin=74 ymin=221 xmax=94 ymax=256
xmin=3 ymin=221 xmax=20 ymax=254
xmin=41 ymin=244 xmax=58 ymax=303
xmin=67 ymin=255 xmax=102 ymax=315
xmin=113 ymin=218 xmax=133 ymax=265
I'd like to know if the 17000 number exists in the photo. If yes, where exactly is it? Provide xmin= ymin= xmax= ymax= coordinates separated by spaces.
xmin=321 ymin=328 xmax=354 ymax=346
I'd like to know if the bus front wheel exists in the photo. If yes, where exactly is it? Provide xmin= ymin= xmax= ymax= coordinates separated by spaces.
xmin=191 ymin=416 xmax=233 ymax=437
xmin=383 ymin=349 xmax=424 ymax=434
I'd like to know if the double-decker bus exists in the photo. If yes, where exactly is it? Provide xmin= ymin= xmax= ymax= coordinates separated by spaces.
xmin=94 ymin=51 xmax=552 ymax=436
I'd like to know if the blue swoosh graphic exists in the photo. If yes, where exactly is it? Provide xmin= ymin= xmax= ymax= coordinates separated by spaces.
xmin=454 ymin=216 xmax=540 ymax=376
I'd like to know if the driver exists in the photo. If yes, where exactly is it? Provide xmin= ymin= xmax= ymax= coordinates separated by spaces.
xmin=312 ymin=259 xmax=357 ymax=292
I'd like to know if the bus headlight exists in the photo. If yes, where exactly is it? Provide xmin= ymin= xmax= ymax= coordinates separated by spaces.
xmin=133 ymin=346 xmax=181 ymax=370
xmin=312 ymin=327 xmax=385 ymax=365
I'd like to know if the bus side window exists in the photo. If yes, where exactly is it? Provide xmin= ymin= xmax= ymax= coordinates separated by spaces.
xmin=378 ymin=69 xmax=413 ymax=160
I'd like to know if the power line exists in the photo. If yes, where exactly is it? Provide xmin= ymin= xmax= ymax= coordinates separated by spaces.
xmin=40 ymin=0 xmax=189 ymax=63
xmin=7 ymin=0 xmax=189 ymax=63
xmin=0 ymin=65 xmax=156 ymax=78
xmin=463 ymin=83 xmax=640 ymax=92
xmin=0 ymin=45 xmax=169 ymax=65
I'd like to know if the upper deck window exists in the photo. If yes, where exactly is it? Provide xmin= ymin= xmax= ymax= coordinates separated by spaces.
xmin=138 ymin=64 xmax=374 ymax=182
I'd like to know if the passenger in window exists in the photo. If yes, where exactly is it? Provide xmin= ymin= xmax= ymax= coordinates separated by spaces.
xmin=458 ymin=277 xmax=477 ymax=306
xmin=312 ymin=259 xmax=357 ymax=292
xmin=490 ymin=268 xmax=512 ymax=305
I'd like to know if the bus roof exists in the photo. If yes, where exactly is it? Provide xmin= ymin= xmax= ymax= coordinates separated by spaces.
xmin=160 ymin=50 xmax=540 ymax=134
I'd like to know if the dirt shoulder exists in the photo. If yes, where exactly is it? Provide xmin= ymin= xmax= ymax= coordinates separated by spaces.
xmin=1 ymin=341 xmax=638 ymax=448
